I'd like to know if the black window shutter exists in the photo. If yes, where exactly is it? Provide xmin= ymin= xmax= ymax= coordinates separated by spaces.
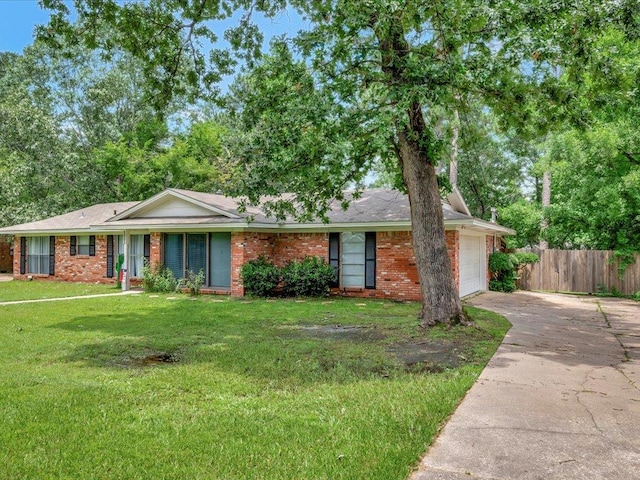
xmin=70 ymin=236 xmax=77 ymax=256
xmin=20 ymin=237 xmax=26 ymax=274
xmin=89 ymin=235 xmax=96 ymax=256
xmin=365 ymin=232 xmax=376 ymax=289
xmin=106 ymin=235 xmax=114 ymax=278
xmin=49 ymin=236 xmax=55 ymax=276
xmin=328 ymin=232 xmax=340 ymax=288
xmin=144 ymin=234 xmax=151 ymax=264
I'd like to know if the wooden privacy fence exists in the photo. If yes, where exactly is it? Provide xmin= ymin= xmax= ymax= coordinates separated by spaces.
xmin=517 ymin=249 xmax=640 ymax=295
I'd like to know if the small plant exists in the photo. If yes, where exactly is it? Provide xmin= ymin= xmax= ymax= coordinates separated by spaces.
xmin=142 ymin=261 xmax=179 ymax=293
xmin=281 ymin=256 xmax=336 ymax=297
xmin=240 ymin=256 xmax=280 ymax=297
xmin=115 ymin=253 xmax=125 ymax=288
xmin=183 ymin=269 xmax=205 ymax=296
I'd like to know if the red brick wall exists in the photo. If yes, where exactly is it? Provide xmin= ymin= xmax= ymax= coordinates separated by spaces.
xmin=272 ymin=233 xmax=329 ymax=266
xmin=12 ymin=236 xmax=21 ymax=278
xmin=149 ymin=233 xmax=162 ymax=268
xmin=13 ymin=235 xmax=115 ymax=284
xmin=229 ymin=230 xmax=461 ymax=301
xmin=11 ymin=230 xmax=476 ymax=301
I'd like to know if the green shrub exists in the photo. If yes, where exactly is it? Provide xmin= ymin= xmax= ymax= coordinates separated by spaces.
xmin=488 ymin=251 xmax=539 ymax=293
xmin=142 ymin=262 xmax=179 ymax=293
xmin=182 ymin=269 xmax=205 ymax=296
xmin=488 ymin=252 xmax=517 ymax=293
xmin=281 ymin=256 xmax=336 ymax=297
xmin=240 ymin=256 xmax=281 ymax=297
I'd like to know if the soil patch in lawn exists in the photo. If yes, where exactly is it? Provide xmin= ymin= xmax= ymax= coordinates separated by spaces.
xmin=129 ymin=352 xmax=180 ymax=367
xmin=279 ymin=324 xmax=386 ymax=341
xmin=280 ymin=324 xmax=464 ymax=371
xmin=388 ymin=340 xmax=463 ymax=373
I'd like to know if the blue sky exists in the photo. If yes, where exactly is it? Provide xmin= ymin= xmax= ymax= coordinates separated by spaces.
xmin=0 ymin=1 xmax=305 ymax=54
xmin=0 ymin=1 xmax=52 ymax=53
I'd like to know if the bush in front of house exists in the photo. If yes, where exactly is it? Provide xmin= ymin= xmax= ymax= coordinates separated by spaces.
xmin=142 ymin=262 xmax=180 ymax=293
xmin=240 ymin=256 xmax=281 ymax=297
xmin=489 ymin=251 xmax=539 ymax=293
xmin=241 ymin=256 xmax=336 ymax=297
xmin=281 ymin=256 xmax=336 ymax=297
xmin=489 ymin=252 xmax=517 ymax=293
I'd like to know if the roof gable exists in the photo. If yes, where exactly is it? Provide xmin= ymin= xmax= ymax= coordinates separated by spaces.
xmin=109 ymin=189 xmax=242 ymax=221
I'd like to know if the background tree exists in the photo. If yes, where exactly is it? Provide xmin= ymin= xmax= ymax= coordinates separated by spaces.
xmin=39 ymin=0 xmax=638 ymax=325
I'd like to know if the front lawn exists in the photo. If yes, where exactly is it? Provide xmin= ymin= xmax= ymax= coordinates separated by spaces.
xmin=0 ymin=279 xmax=116 ymax=302
xmin=0 ymin=293 xmax=510 ymax=479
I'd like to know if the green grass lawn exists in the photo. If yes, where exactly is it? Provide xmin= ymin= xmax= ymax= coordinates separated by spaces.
xmin=0 ymin=279 xmax=117 ymax=302
xmin=0 ymin=289 xmax=510 ymax=480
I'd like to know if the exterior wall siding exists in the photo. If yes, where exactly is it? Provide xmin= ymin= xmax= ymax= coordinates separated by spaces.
xmin=11 ymin=230 xmax=483 ymax=301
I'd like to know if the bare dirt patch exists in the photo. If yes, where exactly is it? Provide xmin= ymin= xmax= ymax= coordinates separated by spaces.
xmin=280 ymin=323 xmax=465 ymax=372
xmin=128 ymin=352 xmax=179 ymax=367
xmin=388 ymin=340 xmax=463 ymax=372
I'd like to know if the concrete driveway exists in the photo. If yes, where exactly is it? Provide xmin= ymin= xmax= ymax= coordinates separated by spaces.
xmin=410 ymin=291 xmax=640 ymax=480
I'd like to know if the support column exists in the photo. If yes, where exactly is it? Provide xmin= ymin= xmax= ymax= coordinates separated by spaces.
xmin=122 ymin=231 xmax=130 ymax=291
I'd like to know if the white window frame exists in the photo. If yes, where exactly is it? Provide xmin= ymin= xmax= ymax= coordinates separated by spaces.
xmin=77 ymin=235 xmax=90 ymax=256
xmin=341 ymin=232 xmax=366 ymax=287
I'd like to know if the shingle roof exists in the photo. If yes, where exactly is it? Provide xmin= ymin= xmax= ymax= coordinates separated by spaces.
xmin=0 ymin=188 xmax=514 ymax=234
xmin=0 ymin=202 xmax=138 ymax=234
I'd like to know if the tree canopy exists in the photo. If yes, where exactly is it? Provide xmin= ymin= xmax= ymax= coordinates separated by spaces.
xmin=33 ymin=0 xmax=640 ymax=324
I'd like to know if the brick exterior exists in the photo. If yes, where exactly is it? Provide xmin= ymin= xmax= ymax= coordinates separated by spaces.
xmin=11 ymin=229 xmax=492 ymax=300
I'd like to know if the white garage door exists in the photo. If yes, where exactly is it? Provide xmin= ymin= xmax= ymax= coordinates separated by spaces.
xmin=459 ymin=235 xmax=485 ymax=297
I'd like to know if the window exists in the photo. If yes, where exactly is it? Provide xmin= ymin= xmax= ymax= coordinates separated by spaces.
xmin=77 ymin=236 xmax=90 ymax=255
xmin=70 ymin=235 xmax=95 ymax=256
xmin=161 ymin=233 xmax=232 ymax=288
xmin=329 ymin=232 xmax=376 ymax=289
xmin=187 ymin=233 xmax=207 ymax=277
xmin=27 ymin=237 xmax=50 ymax=274
xmin=209 ymin=232 xmax=231 ymax=288
xmin=164 ymin=234 xmax=184 ymax=279
xmin=129 ymin=235 xmax=145 ymax=277
xmin=341 ymin=232 xmax=366 ymax=287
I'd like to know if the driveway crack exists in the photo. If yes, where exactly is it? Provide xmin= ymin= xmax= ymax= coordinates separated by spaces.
xmin=596 ymin=301 xmax=639 ymax=393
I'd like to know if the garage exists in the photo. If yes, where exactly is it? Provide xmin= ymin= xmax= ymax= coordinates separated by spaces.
xmin=459 ymin=234 xmax=486 ymax=297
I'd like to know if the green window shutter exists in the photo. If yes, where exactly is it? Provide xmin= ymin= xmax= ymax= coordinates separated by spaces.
xmin=143 ymin=235 xmax=151 ymax=264
xmin=20 ymin=237 xmax=26 ymax=274
xmin=89 ymin=235 xmax=96 ymax=256
xmin=209 ymin=232 xmax=231 ymax=288
xmin=70 ymin=236 xmax=77 ymax=256
xmin=49 ymin=236 xmax=56 ymax=276
xmin=106 ymin=235 xmax=114 ymax=278
xmin=365 ymin=232 xmax=376 ymax=289
xmin=187 ymin=234 xmax=207 ymax=279
xmin=163 ymin=234 xmax=184 ymax=279
xmin=328 ymin=232 xmax=340 ymax=288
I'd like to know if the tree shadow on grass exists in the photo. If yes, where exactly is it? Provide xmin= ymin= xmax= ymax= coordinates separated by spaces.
xmin=47 ymin=298 xmax=478 ymax=386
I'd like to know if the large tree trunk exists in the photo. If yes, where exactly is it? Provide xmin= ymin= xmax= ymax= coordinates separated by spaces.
xmin=374 ymin=14 xmax=465 ymax=326
xmin=398 ymin=102 xmax=465 ymax=326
